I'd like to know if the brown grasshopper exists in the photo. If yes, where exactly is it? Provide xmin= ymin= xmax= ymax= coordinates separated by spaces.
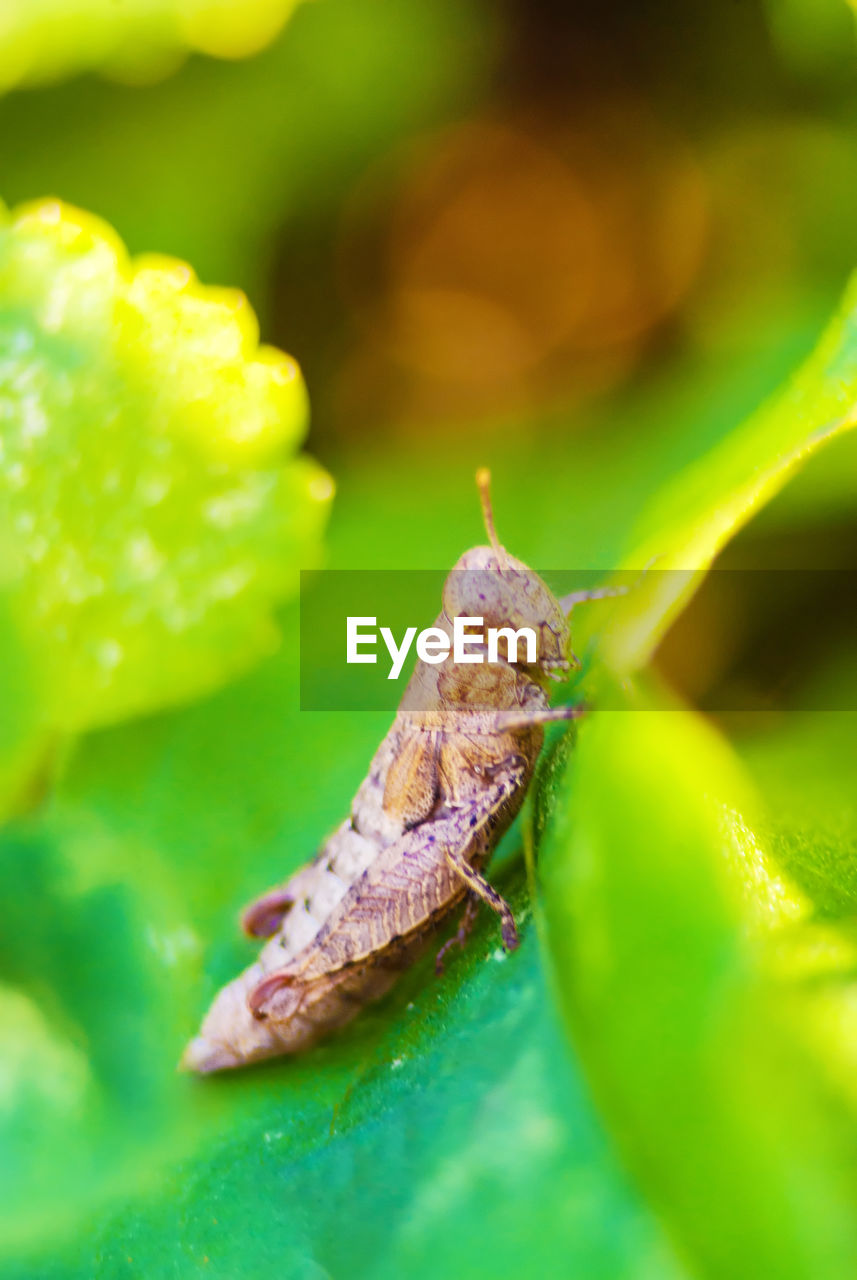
xmin=182 ymin=471 xmax=610 ymax=1073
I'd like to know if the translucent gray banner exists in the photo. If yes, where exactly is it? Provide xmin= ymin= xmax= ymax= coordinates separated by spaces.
xmin=299 ymin=569 xmax=857 ymax=712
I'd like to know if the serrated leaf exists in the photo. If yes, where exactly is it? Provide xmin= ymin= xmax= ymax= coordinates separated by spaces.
xmin=0 ymin=199 xmax=330 ymax=742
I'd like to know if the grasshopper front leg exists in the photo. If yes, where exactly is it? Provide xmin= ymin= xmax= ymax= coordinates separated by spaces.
xmin=440 ymin=748 xmax=529 ymax=953
xmin=481 ymin=703 xmax=587 ymax=734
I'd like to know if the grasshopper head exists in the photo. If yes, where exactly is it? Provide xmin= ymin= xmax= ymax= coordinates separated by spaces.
xmin=440 ymin=471 xmax=572 ymax=681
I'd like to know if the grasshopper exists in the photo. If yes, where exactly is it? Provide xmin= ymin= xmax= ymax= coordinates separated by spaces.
xmin=182 ymin=471 xmax=610 ymax=1073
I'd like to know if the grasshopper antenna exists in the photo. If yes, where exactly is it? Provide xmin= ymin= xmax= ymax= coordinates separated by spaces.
xmin=476 ymin=468 xmax=507 ymax=570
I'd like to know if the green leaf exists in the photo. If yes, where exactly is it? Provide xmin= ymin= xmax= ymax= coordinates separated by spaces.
xmin=734 ymin=696 xmax=857 ymax=1120
xmin=586 ymin=272 xmax=857 ymax=674
xmin=740 ymin=690 xmax=857 ymax=920
xmin=0 ymin=199 xmax=330 ymax=741
xmin=537 ymin=698 xmax=857 ymax=1280
xmin=534 ymin=274 xmax=857 ymax=1277
xmin=0 ymin=645 xmax=689 ymax=1280
xmin=0 ymin=591 xmax=42 ymax=814
xmin=0 ymin=0 xmax=303 ymax=93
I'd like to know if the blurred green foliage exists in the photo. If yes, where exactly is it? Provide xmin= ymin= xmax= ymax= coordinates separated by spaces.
xmin=0 ymin=0 xmax=490 ymax=317
xmin=1 ymin=0 xmax=857 ymax=1277
xmin=0 ymin=0 xmax=303 ymax=92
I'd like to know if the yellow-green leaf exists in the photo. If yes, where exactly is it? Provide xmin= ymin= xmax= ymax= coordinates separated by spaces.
xmin=591 ymin=272 xmax=857 ymax=674
xmin=0 ymin=0 xmax=303 ymax=93
xmin=0 ymin=199 xmax=330 ymax=739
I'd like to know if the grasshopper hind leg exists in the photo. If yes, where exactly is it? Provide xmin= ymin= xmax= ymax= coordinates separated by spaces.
xmin=444 ymin=847 xmax=519 ymax=952
xmin=241 ymin=886 xmax=296 ymax=938
xmin=435 ymin=892 xmax=481 ymax=975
